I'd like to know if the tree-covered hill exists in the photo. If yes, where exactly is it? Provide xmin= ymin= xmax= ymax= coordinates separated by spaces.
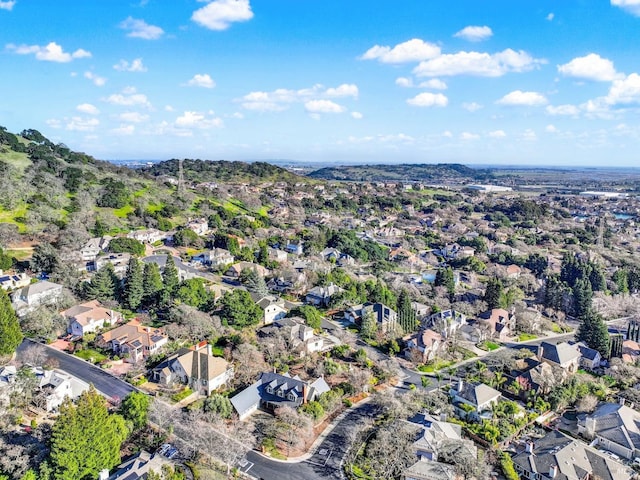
xmin=144 ymin=158 xmax=304 ymax=183
xmin=307 ymin=163 xmax=496 ymax=183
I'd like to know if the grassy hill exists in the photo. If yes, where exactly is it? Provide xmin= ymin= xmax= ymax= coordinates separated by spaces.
xmin=307 ymin=163 xmax=496 ymax=183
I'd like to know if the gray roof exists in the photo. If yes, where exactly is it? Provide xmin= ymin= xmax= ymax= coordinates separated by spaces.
xmin=18 ymin=280 xmax=62 ymax=298
xmin=402 ymin=460 xmax=456 ymax=480
xmin=108 ymin=451 xmax=170 ymax=480
xmin=540 ymin=341 xmax=581 ymax=365
xmin=584 ymin=403 xmax=640 ymax=452
xmin=456 ymin=381 xmax=501 ymax=407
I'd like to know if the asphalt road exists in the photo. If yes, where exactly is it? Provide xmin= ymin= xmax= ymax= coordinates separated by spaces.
xmin=17 ymin=339 xmax=136 ymax=401
xmin=244 ymin=402 xmax=377 ymax=480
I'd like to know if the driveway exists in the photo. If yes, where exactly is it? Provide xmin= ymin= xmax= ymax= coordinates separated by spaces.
xmin=17 ymin=339 xmax=137 ymax=401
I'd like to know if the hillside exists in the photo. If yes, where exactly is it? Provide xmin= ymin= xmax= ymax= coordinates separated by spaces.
xmin=144 ymin=158 xmax=305 ymax=184
xmin=307 ymin=163 xmax=496 ymax=183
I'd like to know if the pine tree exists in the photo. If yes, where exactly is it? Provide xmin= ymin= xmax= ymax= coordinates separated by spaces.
xmin=123 ymin=258 xmax=143 ymax=311
xmin=360 ymin=310 xmax=378 ymax=340
xmin=161 ymin=255 xmax=180 ymax=304
xmin=484 ymin=278 xmax=503 ymax=310
xmin=577 ymin=311 xmax=610 ymax=358
xmin=142 ymin=262 xmax=163 ymax=307
xmin=572 ymin=277 xmax=593 ymax=319
xmin=435 ymin=267 xmax=456 ymax=300
xmin=50 ymin=386 xmax=128 ymax=480
xmin=241 ymin=268 xmax=269 ymax=297
xmin=84 ymin=263 xmax=118 ymax=302
xmin=0 ymin=289 xmax=23 ymax=356
xmin=397 ymin=289 xmax=417 ymax=334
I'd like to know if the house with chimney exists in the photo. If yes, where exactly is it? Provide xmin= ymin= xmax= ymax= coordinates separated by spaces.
xmin=11 ymin=280 xmax=64 ymax=316
xmin=449 ymin=380 xmax=501 ymax=420
xmin=404 ymin=329 xmax=443 ymax=363
xmin=230 ymin=372 xmax=330 ymax=420
xmin=97 ymin=320 xmax=168 ymax=363
xmin=425 ymin=310 xmax=466 ymax=339
xmin=62 ymin=300 xmax=122 ymax=337
xmin=477 ymin=308 xmax=515 ymax=341
xmin=577 ymin=401 xmax=640 ymax=460
xmin=537 ymin=341 xmax=581 ymax=373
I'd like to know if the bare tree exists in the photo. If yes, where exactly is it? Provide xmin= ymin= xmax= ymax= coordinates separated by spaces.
xmin=362 ymin=421 xmax=419 ymax=480
xmin=232 ymin=343 xmax=268 ymax=387
xmin=274 ymin=406 xmax=313 ymax=456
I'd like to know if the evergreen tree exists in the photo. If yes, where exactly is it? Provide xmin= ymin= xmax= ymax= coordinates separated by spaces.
xmin=484 ymin=278 xmax=503 ymax=310
xmin=50 ymin=386 xmax=128 ymax=480
xmin=435 ymin=267 xmax=456 ymax=300
xmin=360 ymin=310 xmax=378 ymax=340
xmin=572 ymin=277 xmax=593 ymax=319
xmin=613 ymin=268 xmax=629 ymax=294
xmin=255 ymin=242 xmax=269 ymax=266
xmin=576 ymin=311 xmax=610 ymax=358
xmin=397 ymin=289 xmax=417 ymax=334
xmin=161 ymin=255 xmax=180 ymax=304
xmin=142 ymin=262 xmax=163 ymax=307
xmin=0 ymin=289 xmax=23 ymax=356
xmin=84 ymin=263 xmax=118 ymax=302
xmin=123 ymin=258 xmax=143 ymax=311
xmin=217 ymin=290 xmax=263 ymax=328
xmin=589 ymin=263 xmax=607 ymax=292
xmin=119 ymin=391 xmax=151 ymax=431
xmin=240 ymin=268 xmax=269 ymax=297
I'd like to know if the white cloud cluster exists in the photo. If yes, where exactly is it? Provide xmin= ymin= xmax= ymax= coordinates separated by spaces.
xmin=453 ymin=25 xmax=493 ymax=42
xmin=558 ymin=53 xmax=620 ymax=82
xmin=489 ymin=130 xmax=507 ymax=138
xmin=119 ymin=17 xmax=164 ymax=40
xmin=414 ymin=48 xmax=544 ymax=77
xmin=192 ymin=0 xmax=253 ymax=30
xmin=6 ymin=42 xmax=91 ymax=62
xmin=0 ymin=1 xmax=15 ymax=11
xmin=118 ymin=112 xmax=149 ymax=123
xmin=175 ymin=111 xmax=223 ymax=129
xmin=105 ymin=87 xmax=152 ymax=108
xmin=611 ymin=0 xmax=640 ymax=16
xmin=605 ymin=72 xmax=640 ymax=104
xmin=406 ymin=92 xmax=448 ymax=107
xmin=76 ymin=103 xmax=100 ymax=115
xmin=84 ymin=71 xmax=106 ymax=86
xmin=304 ymin=100 xmax=345 ymax=114
xmin=239 ymin=83 xmax=357 ymax=112
xmin=396 ymin=77 xmax=447 ymax=89
xmin=114 ymin=58 xmax=147 ymax=72
xmin=185 ymin=73 xmax=216 ymax=88
xmin=66 ymin=116 xmax=100 ymax=132
xmin=546 ymin=104 xmax=580 ymax=116
xmin=462 ymin=102 xmax=483 ymax=112
xmin=497 ymin=90 xmax=548 ymax=106
xmin=361 ymin=39 xmax=441 ymax=64
xmin=111 ymin=125 xmax=136 ymax=136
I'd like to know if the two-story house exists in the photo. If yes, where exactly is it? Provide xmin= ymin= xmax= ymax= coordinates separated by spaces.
xmin=449 ymin=380 xmax=501 ymax=420
xmin=251 ymin=294 xmax=288 ymax=325
xmin=62 ymin=300 xmax=122 ymax=337
xmin=11 ymin=280 xmax=64 ymax=316
xmin=305 ymin=283 xmax=344 ymax=307
xmin=97 ymin=320 xmax=168 ymax=363
xmin=577 ymin=401 xmax=640 ymax=460
xmin=538 ymin=341 xmax=581 ymax=373
xmin=404 ymin=329 xmax=443 ymax=363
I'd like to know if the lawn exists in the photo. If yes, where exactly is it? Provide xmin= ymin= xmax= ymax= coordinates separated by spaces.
xmin=0 ymin=204 xmax=28 ymax=232
xmin=478 ymin=341 xmax=500 ymax=351
xmin=518 ymin=333 xmax=538 ymax=342
xmin=0 ymin=149 xmax=31 ymax=173
xmin=74 ymin=349 xmax=107 ymax=364
xmin=113 ymin=205 xmax=134 ymax=218
xmin=6 ymin=248 xmax=33 ymax=261
xmin=419 ymin=359 xmax=454 ymax=373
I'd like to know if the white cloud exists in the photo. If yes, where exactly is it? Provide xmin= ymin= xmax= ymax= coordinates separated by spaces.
xmin=546 ymin=124 xmax=558 ymax=133
xmin=113 ymin=58 xmax=147 ymax=72
xmin=118 ymin=112 xmax=149 ymax=123
xmin=497 ymin=90 xmax=548 ymax=106
xmin=84 ymin=71 xmax=106 ymax=86
xmin=164 ymin=105 xmax=174 ymax=112
xmin=111 ymin=125 xmax=136 ymax=136
xmin=229 ymin=112 xmax=244 ymax=119
xmin=76 ymin=103 xmax=100 ymax=115
xmin=361 ymin=38 xmax=441 ymax=64
xmin=522 ymin=129 xmax=537 ymax=141
xmin=395 ymin=77 xmax=413 ymax=88
xmin=192 ymin=0 xmax=253 ymax=30
xmin=66 ymin=116 xmax=99 ymax=132
xmin=407 ymin=92 xmax=448 ymax=107
xmin=460 ymin=132 xmax=480 ymax=140
xmin=175 ymin=111 xmax=223 ymax=129
xmin=119 ymin=17 xmax=164 ymax=40
xmin=46 ymin=119 xmax=61 ymax=129
xmin=325 ymin=83 xmax=359 ymax=98
xmin=462 ymin=102 xmax=483 ymax=112
xmin=413 ymin=48 xmax=544 ymax=77
xmin=546 ymin=104 xmax=580 ymax=116
xmin=6 ymin=42 xmax=91 ymax=62
xmin=419 ymin=79 xmax=447 ymax=90
xmin=351 ymin=111 xmax=363 ymax=119
xmin=546 ymin=12 xmax=555 ymax=21
xmin=604 ymin=72 xmax=640 ymax=104
xmin=558 ymin=53 xmax=620 ymax=82
xmin=442 ymin=130 xmax=453 ymax=138
xmin=185 ymin=73 xmax=216 ymax=88
xmin=453 ymin=25 xmax=493 ymax=42
xmin=612 ymin=0 xmax=640 ymax=16
xmin=304 ymin=100 xmax=345 ymax=114
xmin=489 ymin=130 xmax=507 ymax=138
xmin=105 ymin=87 xmax=152 ymax=108
xmin=0 ymin=1 xmax=16 ymax=11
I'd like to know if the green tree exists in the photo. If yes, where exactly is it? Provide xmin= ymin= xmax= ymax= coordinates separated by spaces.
xmin=176 ymin=278 xmax=211 ymax=308
xmin=84 ymin=263 xmax=118 ymax=302
xmin=290 ymin=305 xmax=323 ymax=330
xmin=217 ymin=290 xmax=263 ymax=328
xmin=0 ymin=247 xmax=14 ymax=270
xmin=613 ymin=268 xmax=629 ymax=294
xmin=50 ymin=386 xmax=128 ymax=480
xmin=123 ymin=257 xmax=144 ymax=311
xmin=173 ymin=229 xmax=203 ymax=248
xmin=300 ymin=401 xmax=324 ymax=421
xmin=572 ymin=277 xmax=593 ymax=319
xmin=435 ymin=267 xmax=455 ymax=300
xmin=119 ymin=391 xmax=151 ymax=431
xmin=142 ymin=262 xmax=163 ymax=307
xmin=161 ymin=256 xmax=180 ymax=304
xmin=484 ymin=278 xmax=503 ymax=310
xmin=30 ymin=242 xmax=60 ymax=273
xmin=360 ymin=310 xmax=377 ymax=340
xmin=108 ymin=238 xmax=145 ymax=256
xmin=20 ymin=470 xmax=37 ymax=480
xmin=240 ymin=267 xmax=269 ymax=297
xmin=577 ymin=311 xmax=610 ymax=357
xmin=397 ymin=289 xmax=417 ymax=334
xmin=203 ymin=393 xmax=233 ymax=418
xmin=0 ymin=288 xmax=23 ymax=356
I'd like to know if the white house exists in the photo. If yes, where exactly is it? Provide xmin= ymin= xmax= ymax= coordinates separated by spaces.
xmin=11 ymin=280 xmax=64 ymax=316
xmin=449 ymin=380 xmax=501 ymax=419
xmin=251 ymin=294 xmax=288 ymax=325
xmin=62 ymin=300 xmax=122 ymax=337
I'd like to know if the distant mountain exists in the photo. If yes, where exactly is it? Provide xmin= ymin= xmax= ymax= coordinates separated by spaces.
xmin=143 ymin=158 xmax=304 ymax=183
xmin=307 ymin=163 xmax=496 ymax=183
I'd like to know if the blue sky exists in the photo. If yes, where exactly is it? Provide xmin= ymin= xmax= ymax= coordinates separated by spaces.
xmin=2 ymin=0 xmax=640 ymax=166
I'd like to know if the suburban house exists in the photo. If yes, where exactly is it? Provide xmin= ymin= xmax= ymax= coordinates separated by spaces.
xmin=511 ymin=430 xmax=633 ymax=480
xmin=258 ymin=317 xmax=325 ymax=356
xmin=449 ymin=380 xmax=501 ymax=419
xmin=537 ymin=341 xmax=581 ymax=373
xmin=94 ymin=253 xmax=131 ymax=277
xmin=97 ymin=319 xmax=168 ymax=363
xmin=33 ymin=369 xmax=88 ymax=412
xmin=192 ymin=248 xmax=234 ymax=268
xmin=105 ymin=450 xmax=171 ymax=480
xmin=230 ymin=372 xmax=330 ymax=420
xmin=11 ymin=280 xmax=64 ymax=316
xmin=186 ymin=218 xmax=208 ymax=235
xmin=477 ymin=308 xmax=515 ymax=341
xmin=577 ymin=401 xmax=640 ymax=460
xmin=571 ymin=341 xmax=602 ymax=370
xmin=225 ymin=261 xmax=268 ymax=279
xmin=410 ymin=412 xmax=475 ymax=460
xmin=505 ymin=264 xmax=522 ymax=279
xmin=151 ymin=342 xmax=233 ymax=396
xmin=404 ymin=329 xmax=443 ymax=363
xmin=267 ymin=248 xmax=289 ymax=263
xmin=320 ymin=248 xmax=342 ymax=262
xmin=426 ymin=310 xmax=466 ymax=339
xmin=250 ymin=294 xmax=289 ymax=325
xmin=402 ymin=460 xmax=458 ymax=480
xmin=62 ymin=300 xmax=122 ymax=337
xmin=511 ymin=359 xmax=557 ymax=397
xmin=285 ymin=240 xmax=303 ymax=255
xmin=305 ymin=283 xmax=344 ymax=307
xmin=80 ymin=236 xmax=111 ymax=262
xmin=127 ymin=229 xmax=168 ymax=244
xmin=142 ymin=255 xmax=216 ymax=283
xmin=0 ymin=272 xmax=31 ymax=291
xmin=345 ymin=302 xmax=398 ymax=333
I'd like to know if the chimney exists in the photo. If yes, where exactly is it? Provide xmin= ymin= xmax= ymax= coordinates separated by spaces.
xmin=457 ymin=378 xmax=464 ymax=392
xmin=207 ymin=343 xmax=212 ymax=356
xmin=98 ymin=469 xmax=109 ymax=480
xmin=537 ymin=344 xmax=544 ymax=360
xmin=548 ymin=465 xmax=558 ymax=478
xmin=525 ymin=442 xmax=534 ymax=453
xmin=439 ymin=412 xmax=447 ymax=422
xmin=619 ymin=396 xmax=626 ymax=406
xmin=302 ymin=384 xmax=308 ymax=404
